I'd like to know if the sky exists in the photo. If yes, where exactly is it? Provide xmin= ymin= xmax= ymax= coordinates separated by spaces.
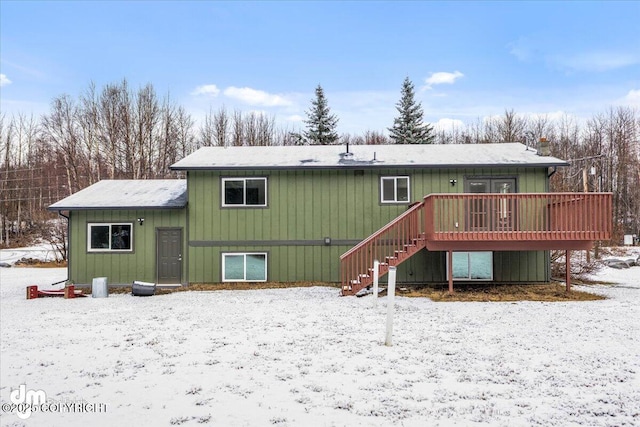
xmin=1 ymin=1 xmax=639 ymax=135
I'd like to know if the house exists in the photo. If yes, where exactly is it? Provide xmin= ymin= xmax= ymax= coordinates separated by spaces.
xmin=49 ymin=142 xmax=612 ymax=294
xmin=49 ymin=180 xmax=187 ymax=286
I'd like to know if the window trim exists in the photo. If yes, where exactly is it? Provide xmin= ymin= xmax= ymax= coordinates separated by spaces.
xmin=222 ymin=252 xmax=268 ymax=282
xmin=221 ymin=177 xmax=268 ymax=208
xmin=447 ymin=251 xmax=494 ymax=281
xmin=380 ymin=176 xmax=410 ymax=204
xmin=87 ymin=222 xmax=133 ymax=253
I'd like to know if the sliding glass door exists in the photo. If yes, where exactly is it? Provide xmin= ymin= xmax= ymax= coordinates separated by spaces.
xmin=465 ymin=178 xmax=516 ymax=231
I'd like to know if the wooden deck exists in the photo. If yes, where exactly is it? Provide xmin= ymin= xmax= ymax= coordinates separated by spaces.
xmin=340 ymin=192 xmax=612 ymax=295
xmin=424 ymin=192 xmax=612 ymax=251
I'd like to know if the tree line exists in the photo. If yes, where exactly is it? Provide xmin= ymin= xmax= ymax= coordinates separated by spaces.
xmin=1 ymin=78 xmax=638 ymax=249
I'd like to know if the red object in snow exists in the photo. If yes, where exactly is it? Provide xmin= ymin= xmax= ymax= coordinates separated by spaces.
xmin=26 ymin=285 xmax=85 ymax=299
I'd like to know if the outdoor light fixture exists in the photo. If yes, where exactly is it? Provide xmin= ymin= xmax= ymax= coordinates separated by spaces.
xmin=324 ymin=237 xmax=331 ymax=246
xmin=449 ymin=179 xmax=457 ymax=186
xmin=137 ymin=218 xmax=145 ymax=226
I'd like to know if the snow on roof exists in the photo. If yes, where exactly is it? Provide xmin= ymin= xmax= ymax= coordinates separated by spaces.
xmin=170 ymin=143 xmax=568 ymax=170
xmin=48 ymin=180 xmax=187 ymax=210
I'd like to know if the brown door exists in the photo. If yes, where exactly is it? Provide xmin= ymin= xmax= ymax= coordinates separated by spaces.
xmin=157 ymin=228 xmax=182 ymax=284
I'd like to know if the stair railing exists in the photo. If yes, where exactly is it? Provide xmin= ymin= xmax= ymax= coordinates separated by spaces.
xmin=340 ymin=201 xmax=425 ymax=294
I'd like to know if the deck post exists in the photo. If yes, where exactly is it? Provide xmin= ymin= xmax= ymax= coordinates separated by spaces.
xmin=448 ymin=250 xmax=454 ymax=294
xmin=373 ymin=259 xmax=379 ymax=307
xmin=385 ymin=266 xmax=397 ymax=347
xmin=565 ymin=249 xmax=571 ymax=292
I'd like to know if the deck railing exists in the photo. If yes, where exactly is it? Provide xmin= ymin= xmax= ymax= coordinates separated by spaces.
xmin=341 ymin=192 xmax=612 ymax=294
xmin=340 ymin=201 xmax=425 ymax=292
xmin=424 ymin=192 xmax=612 ymax=242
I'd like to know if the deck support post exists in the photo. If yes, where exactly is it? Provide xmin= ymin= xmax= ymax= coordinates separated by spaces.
xmin=373 ymin=259 xmax=379 ymax=307
xmin=565 ymin=249 xmax=571 ymax=292
xmin=448 ymin=250 xmax=454 ymax=294
xmin=385 ymin=266 xmax=397 ymax=347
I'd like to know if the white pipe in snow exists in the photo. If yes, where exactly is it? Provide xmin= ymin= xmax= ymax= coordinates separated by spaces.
xmin=373 ymin=259 xmax=379 ymax=307
xmin=385 ymin=266 xmax=396 ymax=347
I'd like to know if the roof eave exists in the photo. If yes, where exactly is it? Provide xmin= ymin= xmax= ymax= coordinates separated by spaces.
xmin=48 ymin=205 xmax=187 ymax=211
xmin=170 ymin=162 xmax=569 ymax=171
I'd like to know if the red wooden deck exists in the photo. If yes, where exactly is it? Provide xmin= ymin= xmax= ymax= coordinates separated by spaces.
xmin=340 ymin=193 xmax=612 ymax=295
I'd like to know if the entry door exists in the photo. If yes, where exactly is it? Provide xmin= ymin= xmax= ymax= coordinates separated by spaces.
xmin=157 ymin=228 xmax=182 ymax=284
xmin=465 ymin=178 xmax=516 ymax=231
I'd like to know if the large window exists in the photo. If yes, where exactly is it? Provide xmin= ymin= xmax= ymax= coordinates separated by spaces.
xmin=222 ymin=178 xmax=267 ymax=207
xmin=222 ymin=253 xmax=267 ymax=282
xmin=449 ymin=251 xmax=493 ymax=280
xmin=88 ymin=223 xmax=132 ymax=252
xmin=381 ymin=176 xmax=410 ymax=203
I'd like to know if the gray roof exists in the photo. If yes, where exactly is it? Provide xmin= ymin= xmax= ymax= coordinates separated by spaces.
xmin=49 ymin=180 xmax=187 ymax=211
xmin=170 ymin=143 xmax=568 ymax=170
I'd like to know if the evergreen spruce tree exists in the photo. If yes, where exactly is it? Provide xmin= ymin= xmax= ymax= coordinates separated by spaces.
xmin=388 ymin=77 xmax=434 ymax=144
xmin=304 ymin=85 xmax=339 ymax=145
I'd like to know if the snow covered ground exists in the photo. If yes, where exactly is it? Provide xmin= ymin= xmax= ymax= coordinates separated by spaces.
xmin=1 ymin=250 xmax=639 ymax=426
xmin=0 ymin=245 xmax=60 ymax=265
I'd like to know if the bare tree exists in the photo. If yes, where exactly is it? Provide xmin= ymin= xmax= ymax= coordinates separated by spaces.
xmin=174 ymin=106 xmax=195 ymax=168
xmin=496 ymin=108 xmax=528 ymax=142
xmin=231 ymin=110 xmax=244 ymax=146
xmin=256 ymin=113 xmax=276 ymax=146
xmin=78 ymin=82 xmax=103 ymax=184
xmin=213 ymin=106 xmax=229 ymax=147
xmin=41 ymin=95 xmax=83 ymax=195
xmin=199 ymin=107 xmax=217 ymax=147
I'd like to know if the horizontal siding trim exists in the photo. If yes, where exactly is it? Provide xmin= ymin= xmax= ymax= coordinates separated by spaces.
xmin=190 ymin=239 xmax=361 ymax=247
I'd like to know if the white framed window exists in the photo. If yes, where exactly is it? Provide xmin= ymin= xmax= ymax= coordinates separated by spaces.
xmin=222 ymin=252 xmax=267 ymax=282
xmin=380 ymin=176 xmax=410 ymax=203
xmin=448 ymin=251 xmax=493 ymax=280
xmin=222 ymin=178 xmax=267 ymax=207
xmin=87 ymin=223 xmax=133 ymax=252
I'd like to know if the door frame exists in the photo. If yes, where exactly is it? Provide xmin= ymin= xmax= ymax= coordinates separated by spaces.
xmin=156 ymin=227 xmax=183 ymax=285
xmin=464 ymin=177 xmax=518 ymax=231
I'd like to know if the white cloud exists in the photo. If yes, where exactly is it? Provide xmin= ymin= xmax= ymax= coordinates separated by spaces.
xmin=223 ymin=86 xmax=292 ymax=107
xmin=0 ymin=74 xmax=12 ymax=87
xmin=433 ymin=118 xmax=465 ymax=132
xmin=623 ymin=89 xmax=640 ymax=106
xmin=423 ymin=71 xmax=464 ymax=90
xmin=524 ymin=111 xmax=573 ymax=126
xmin=285 ymin=114 xmax=304 ymax=122
xmin=191 ymin=84 xmax=220 ymax=97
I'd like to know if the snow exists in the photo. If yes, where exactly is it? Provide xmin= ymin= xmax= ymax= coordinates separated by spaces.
xmin=48 ymin=180 xmax=187 ymax=210
xmin=1 ymin=252 xmax=639 ymax=426
xmin=170 ymin=143 xmax=568 ymax=170
xmin=0 ymin=245 xmax=60 ymax=265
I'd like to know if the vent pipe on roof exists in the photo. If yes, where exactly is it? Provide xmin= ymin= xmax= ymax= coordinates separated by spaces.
xmin=343 ymin=142 xmax=353 ymax=157
xmin=537 ymin=137 xmax=551 ymax=156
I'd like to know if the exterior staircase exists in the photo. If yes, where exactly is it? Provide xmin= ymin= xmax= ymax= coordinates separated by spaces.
xmin=340 ymin=201 xmax=426 ymax=296
xmin=340 ymin=192 xmax=612 ymax=296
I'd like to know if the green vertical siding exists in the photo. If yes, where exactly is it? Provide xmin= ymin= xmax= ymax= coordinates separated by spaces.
xmin=69 ymin=209 xmax=186 ymax=285
xmin=187 ymin=166 xmax=551 ymax=284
